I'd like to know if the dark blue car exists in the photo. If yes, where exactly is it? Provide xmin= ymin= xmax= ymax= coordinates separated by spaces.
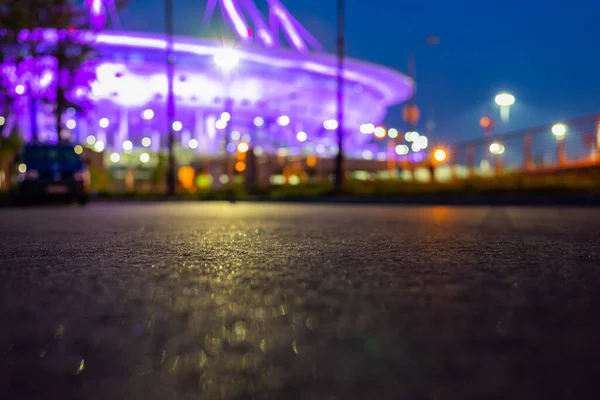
xmin=14 ymin=144 xmax=90 ymax=205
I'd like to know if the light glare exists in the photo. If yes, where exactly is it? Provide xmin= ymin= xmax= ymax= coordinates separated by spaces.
xmin=395 ymin=144 xmax=409 ymax=155
xmin=433 ymin=148 xmax=447 ymax=162
xmin=495 ymin=93 xmax=515 ymax=107
xmin=140 ymin=153 xmax=150 ymax=163
xmin=277 ymin=115 xmax=290 ymax=126
xmin=142 ymin=109 xmax=154 ymax=120
xmin=66 ymin=119 xmax=77 ymax=130
xmin=214 ymin=49 xmax=240 ymax=71
xmin=296 ymin=131 xmax=307 ymax=142
xmin=374 ymin=126 xmax=386 ymax=138
xmin=552 ymin=123 xmax=567 ymax=137
xmin=94 ymin=140 xmax=105 ymax=152
xmin=360 ymin=123 xmax=375 ymax=134
xmin=237 ymin=142 xmax=249 ymax=153
xmin=215 ymin=119 xmax=227 ymax=130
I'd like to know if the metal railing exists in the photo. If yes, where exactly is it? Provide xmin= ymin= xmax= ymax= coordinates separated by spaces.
xmin=444 ymin=114 xmax=600 ymax=179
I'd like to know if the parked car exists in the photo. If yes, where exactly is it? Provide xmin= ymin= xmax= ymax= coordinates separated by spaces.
xmin=13 ymin=144 xmax=90 ymax=205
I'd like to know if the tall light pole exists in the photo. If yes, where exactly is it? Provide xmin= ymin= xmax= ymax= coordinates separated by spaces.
xmin=165 ymin=0 xmax=176 ymax=196
xmin=214 ymin=48 xmax=239 ymax=182
xmin=333 ymin=0 xmax=345 ymax=191
xmin=403 ymin=37 xmax=439 ymax=132
xmin=495 ymin=92 xmax=515 ymax=124
xmin=552 ymin=123 xmax=567 ymax=167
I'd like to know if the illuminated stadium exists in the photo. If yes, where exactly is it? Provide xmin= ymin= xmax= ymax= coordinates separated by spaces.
xmin=4 ymin=0 xmax=414 ymax=163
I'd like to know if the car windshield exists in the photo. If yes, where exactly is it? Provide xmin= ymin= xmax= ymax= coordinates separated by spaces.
xmin=23 ymin=147 xmax=81 ymax=166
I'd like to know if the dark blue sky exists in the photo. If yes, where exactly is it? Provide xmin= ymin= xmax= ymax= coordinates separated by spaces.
xmin=119 ymin=0 xmax=600 ymax=142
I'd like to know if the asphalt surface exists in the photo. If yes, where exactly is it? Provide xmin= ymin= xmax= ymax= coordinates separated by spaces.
xmin=1 ymin=203 xmax=600 ymax=400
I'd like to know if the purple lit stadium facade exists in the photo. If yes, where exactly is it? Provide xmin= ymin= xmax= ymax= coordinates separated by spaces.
xmin=2 ymin=0 xmax=413 ymax=160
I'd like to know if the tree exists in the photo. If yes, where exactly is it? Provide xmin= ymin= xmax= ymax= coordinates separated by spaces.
xmin=0 ymin=0 xmax=128 ymax=142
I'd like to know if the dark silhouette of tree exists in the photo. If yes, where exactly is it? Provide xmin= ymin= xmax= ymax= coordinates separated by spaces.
xmin=0 ymin=0 xmax=128 ymax=141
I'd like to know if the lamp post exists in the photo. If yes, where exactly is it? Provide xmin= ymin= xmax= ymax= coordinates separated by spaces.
xmin=552 ymin=123 xmax=567 ymax=167
xmin=404 ymin=36 xmax=439 ymax=131
xmin=489 ymin=141 xmax=505 ymax=176
xmin=165 ymin=0 xmax=176 ymax=196
xmin=333 ymin=0 xmax=345 ymax=192
xmin=495 ymin=92 xmax=515 ymax=124
xmin=214 ymin=48 xmax=239 ymax=182
xmin=479 ymin=116 xmax=494 ymax=162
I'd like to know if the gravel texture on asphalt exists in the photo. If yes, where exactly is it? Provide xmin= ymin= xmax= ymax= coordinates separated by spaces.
xmin=1 ymin=203 xmax=600 ymax=400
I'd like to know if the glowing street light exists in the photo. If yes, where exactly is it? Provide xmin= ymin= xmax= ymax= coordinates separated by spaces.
xmin=253 ymin=116 xmax=264 ymax=127
xmin=374 ymin=126 xmax=386 ymax=139
xmin=395 ymin=144 xmax=409 ymax=155
xmin=94 ymin=140 xmax=105 ymax=152
xmin=215 ymin=119 xmax=227 ymax=130
xmin=220 ymin=112 xmax=231 ymax=122
xmin=296 ymin=131 xmax=307 ymax=142
xmin=495 ymin=92 xmax=515 ymax=122
xmin=237 ymin=142 xmax=249 ymax=153
xmin=552 ymin=123 xmax=567 ymax=139
xmin=122 ymin=140 xmax=133 ymax=152
xmin=172 ymin=121 xmax=183 ymax=132
xmin=66 ymin=119 xmax=77 ymax=130
xmin=142 ymin=109 xmax=154 ymax=120
xmin=405 ymin=131 xmax=419 ymax=142
xmin=360 ymin=123 xmax=375 ymax=134
xmin=324 ymin=119 xmax=338 ymax=130
xmin=277 ymin=115 xmax=290 ymax=127
xmin=214 ymin=48 xmax=240 ymax=72
xmin=552 ymin=123 xmax=567 ymax=166
xmin=433 ymin=148 xmax=447 ymax=162
xmin=489 ymin=142 xmax=505 ymax=155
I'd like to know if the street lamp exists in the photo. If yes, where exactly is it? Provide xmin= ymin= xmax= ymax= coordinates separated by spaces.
xmin=489 ymin=141 xmax=505 ymax=176
xmin=552 ymin=123 xmax=567 ymax=138
xmin=215 ymin=47 xmax=240 ymax=181
xmin=495 ymin=92 xmax=515 ymax=123
xmin=552 ymin=123 xmax=567 ymax=166
xmin=433 ymin=148 xmax=447 ymax=163
xmin=404 ymin=36 xmax=439 ymax=131
xmin=489 ymin=142 xmax=505 ymax=155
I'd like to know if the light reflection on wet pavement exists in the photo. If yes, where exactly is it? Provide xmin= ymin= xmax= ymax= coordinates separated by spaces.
xmin=1 ymin=203 xmax=600 ymax=399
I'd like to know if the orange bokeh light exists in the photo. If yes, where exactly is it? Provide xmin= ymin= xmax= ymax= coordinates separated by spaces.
xmin=235 ymin=161 xmax=246 ymax=172
xmin=479 ymin=116 xmax=493 ymax=129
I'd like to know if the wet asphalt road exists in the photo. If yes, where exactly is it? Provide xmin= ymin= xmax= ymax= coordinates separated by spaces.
xmin=1 ymin=203 xmax=600 ymax=400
